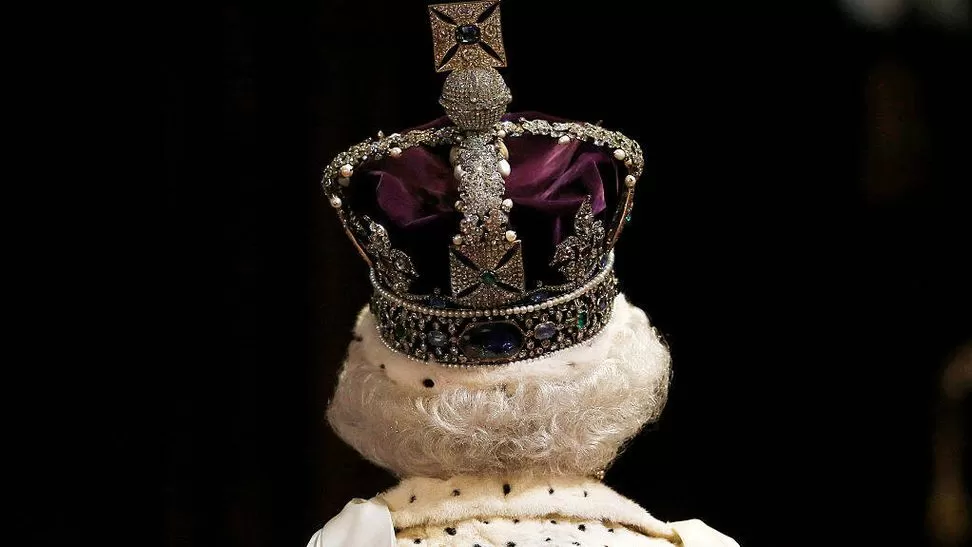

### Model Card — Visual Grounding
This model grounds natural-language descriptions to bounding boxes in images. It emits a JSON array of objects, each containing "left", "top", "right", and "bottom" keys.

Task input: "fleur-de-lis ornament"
[{"left": 551, "top": 196, "right": 606, "bottom": 285}]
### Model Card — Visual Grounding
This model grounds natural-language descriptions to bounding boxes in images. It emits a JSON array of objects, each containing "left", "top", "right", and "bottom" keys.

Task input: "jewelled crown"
[{"left": 322, "top": 1, "right": 642, "bottom": 367}]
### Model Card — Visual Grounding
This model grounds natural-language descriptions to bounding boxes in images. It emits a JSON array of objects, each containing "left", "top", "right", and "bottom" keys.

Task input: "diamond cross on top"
[{"left": 428, "top": 0, "right": 507, "bottom": 72}]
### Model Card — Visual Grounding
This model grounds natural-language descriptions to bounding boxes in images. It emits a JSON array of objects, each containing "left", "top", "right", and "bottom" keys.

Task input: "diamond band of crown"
[
  {"left": 371, "top": 253, "right": 618, "bottom": 366},
  {"left": 320, "top": 0, "right": 643, "bottom": 367}
]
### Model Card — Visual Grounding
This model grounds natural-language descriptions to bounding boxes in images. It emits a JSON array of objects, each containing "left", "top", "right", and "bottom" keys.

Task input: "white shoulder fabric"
[
  {"left": 305, "top": 498, "right": 396, "bottom": 547},
  {"left": 670, "top": 519, "right": 740, "bottom": 547}
]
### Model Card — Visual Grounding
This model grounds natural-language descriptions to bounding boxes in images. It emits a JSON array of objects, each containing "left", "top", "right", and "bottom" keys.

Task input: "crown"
[{"left": 321, "top": 1, "right": 642, "bottom": 367}]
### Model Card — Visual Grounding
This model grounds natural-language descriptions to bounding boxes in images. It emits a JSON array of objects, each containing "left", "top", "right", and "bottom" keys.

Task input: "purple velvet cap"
[{"left": 346, "top": 113, "right": 622, "bottom": 294}]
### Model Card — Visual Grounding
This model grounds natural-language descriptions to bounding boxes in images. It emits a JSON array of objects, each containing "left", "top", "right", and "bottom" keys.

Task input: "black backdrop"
[{"left": 28, "top": 1, "right": 969, "bottom": 546}]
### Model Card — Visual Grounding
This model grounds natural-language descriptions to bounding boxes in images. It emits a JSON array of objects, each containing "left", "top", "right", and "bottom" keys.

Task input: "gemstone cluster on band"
[{"left": 371, "top": 253, "right": 618, "bottom": 366}]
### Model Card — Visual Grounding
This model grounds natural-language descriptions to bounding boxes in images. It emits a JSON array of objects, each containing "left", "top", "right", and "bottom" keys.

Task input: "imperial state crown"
[{"left": 321, "top": 0, "right": 642, "bottom": 367}]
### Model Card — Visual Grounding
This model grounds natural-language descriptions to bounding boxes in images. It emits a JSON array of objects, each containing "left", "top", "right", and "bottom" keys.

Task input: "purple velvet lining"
[{"left": 347, "top": 113, "right": 621, "bottom": 293}]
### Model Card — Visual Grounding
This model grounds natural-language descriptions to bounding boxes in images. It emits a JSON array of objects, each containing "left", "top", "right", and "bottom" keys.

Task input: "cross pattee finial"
[{"left": 428, "top": 1, "right": 507, "bottom": 73}]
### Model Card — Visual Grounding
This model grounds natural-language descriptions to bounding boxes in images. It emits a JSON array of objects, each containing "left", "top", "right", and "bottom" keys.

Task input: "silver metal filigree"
[
  {"left": 550, "top": 196, "right": 606, "bottom": 285},
  {"left": 440, "top": 67, "right": 511, "bottom": 130},
  {"left": 449, "top": 133, "right": 525, "bottom": 307},
  {"left": 455, "top": 133, "right": 507, "bottom": 219},
  {"left": 360, "top": 216, "right": 418, "bottom": 294}
]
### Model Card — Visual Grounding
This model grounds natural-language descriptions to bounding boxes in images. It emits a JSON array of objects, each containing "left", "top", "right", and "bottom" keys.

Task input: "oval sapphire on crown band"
[{"left": 460, "top": 321, "right": 524, "bottom": 361}]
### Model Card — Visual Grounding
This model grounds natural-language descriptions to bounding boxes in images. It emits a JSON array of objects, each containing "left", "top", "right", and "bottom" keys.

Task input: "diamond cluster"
[
  {"left": 440, "top": 68, "right": 511, "bottom": 130},
  {"left": 371, "top": 254, "right": 619, "bottom": 366},
  {"left": 448, "top": 130, "right": 525, "bottom": 308}
]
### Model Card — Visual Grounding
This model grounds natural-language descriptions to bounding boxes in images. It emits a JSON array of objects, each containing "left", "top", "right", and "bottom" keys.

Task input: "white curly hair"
[{"left": 326, "top": 294, "right": 671, "bottom": 479}]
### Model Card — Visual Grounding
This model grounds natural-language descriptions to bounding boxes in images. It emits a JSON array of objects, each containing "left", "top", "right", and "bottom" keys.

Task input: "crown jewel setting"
[{"left": 322, "top": 1, "right": 642, "bottom": 366}]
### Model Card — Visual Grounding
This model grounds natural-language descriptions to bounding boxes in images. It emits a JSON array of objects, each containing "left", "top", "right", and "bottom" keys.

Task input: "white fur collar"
[{"left": 378, "top": 475, "right": 678, "bottom": 542}]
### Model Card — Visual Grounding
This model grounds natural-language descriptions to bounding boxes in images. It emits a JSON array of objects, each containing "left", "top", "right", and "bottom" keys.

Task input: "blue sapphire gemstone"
[
  {"left": 460, "top": 322, "right": 524, "bottom": 360},
  {"left": 427, "top": 295, "right": 449, "bottom": 309},
  {"left": 528, "top": 291, "right": 550, "bottom": 304},
  {"left": 535, "top": 321, "right": 557, "bottom": 340},
  {"left": 428, "top": 330, "right": 449, "bottom": 347},
  {"left": 455, "top": 24, "right": 481, "bottom": 45}
]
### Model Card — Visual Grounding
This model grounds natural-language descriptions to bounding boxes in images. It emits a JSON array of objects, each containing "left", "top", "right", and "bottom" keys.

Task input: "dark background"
[
  {"left": 23, "top": 1, "right": 970, "bottom": 546},
  {"left": 160, "top": 1, "right": 970, "bottom": 546}
]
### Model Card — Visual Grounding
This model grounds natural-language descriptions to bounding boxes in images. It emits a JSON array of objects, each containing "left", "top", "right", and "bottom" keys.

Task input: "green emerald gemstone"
[
  {"left": 394, "top": 324, "right": 407, "bottom": 340},
  {"left": 577, "top": 310, "right": 588, "bottom": 329},
  {"left": 625, "top": 213, "right": 632, "bottom": 223},
  {"left": 480, "top": 270, "right": 498, "bottom": 285}
]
